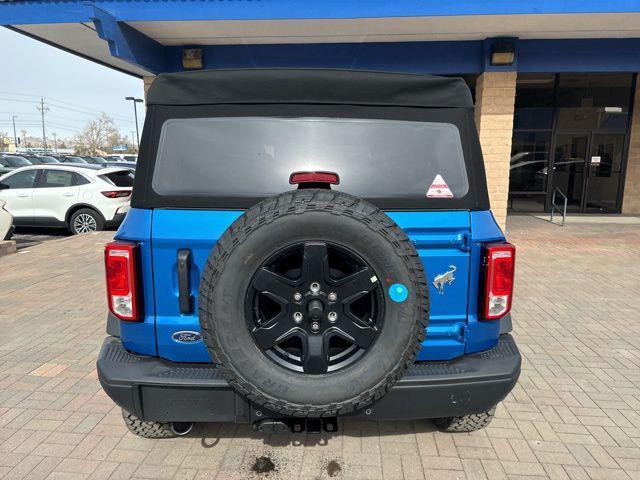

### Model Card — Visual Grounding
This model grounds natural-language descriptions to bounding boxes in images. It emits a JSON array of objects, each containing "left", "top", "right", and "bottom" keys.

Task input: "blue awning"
[{"left": 2, "top": 0, "right": 640, "bottom": 76}]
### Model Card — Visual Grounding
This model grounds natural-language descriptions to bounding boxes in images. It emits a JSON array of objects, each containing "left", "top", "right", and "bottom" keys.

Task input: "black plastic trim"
[
  {"left": 106, "top": 312, "right": 121, "bottom": 338},
  {"left": 177, "top": 249, "right": 192, "bottom": 314},
  {"left": 499, "top": 313, "right": 513, "bottom": 334},
  {"left": 97, "top": 334, "right": 521, "bottom": 423}
]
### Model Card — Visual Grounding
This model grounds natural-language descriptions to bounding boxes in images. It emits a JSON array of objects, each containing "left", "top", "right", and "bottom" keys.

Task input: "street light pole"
[
  {"left": 11, "top": 116, "right": 18, "bottom": 149},
  {"left": 125, "top": 96, "right": 144, "bottom": 151}
]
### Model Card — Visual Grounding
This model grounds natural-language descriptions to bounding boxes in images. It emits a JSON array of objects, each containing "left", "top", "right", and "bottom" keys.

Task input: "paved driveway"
[{"left": 1, "top": 216, "right": 639, "bottom": 479}]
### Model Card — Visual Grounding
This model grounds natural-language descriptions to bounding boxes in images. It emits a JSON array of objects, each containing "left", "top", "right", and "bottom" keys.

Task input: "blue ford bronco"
[{"left": 98, "top": 69, "right": 520, "bottom": 438}]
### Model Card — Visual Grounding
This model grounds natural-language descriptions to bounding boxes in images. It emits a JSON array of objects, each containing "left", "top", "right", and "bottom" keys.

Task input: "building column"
[
  {"left": 143, "top": 75, "right": 156, "bottom": 102},
  {"left": 622, "top": 77, "right": 640, "bottom": 214},
  {"left": 474, "top": 72, "right": 517, "bottom": 230}
]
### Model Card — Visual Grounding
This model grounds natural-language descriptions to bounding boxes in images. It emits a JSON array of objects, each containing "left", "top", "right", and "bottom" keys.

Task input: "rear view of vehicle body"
[
  {"left": 0, "top": 165, "right": 133, "bottom": 234},
  {"left": 0, "top": 199, "right": 13, "bottom": 240},
  {"left": 97, "top": 69, "right": 520, "bottom": 437},
  {"left": 24, "top": 155, "right": 59, "bottom": 165},
  {"left": 1, "top": 154, "right": 31, "bottom": 174}
]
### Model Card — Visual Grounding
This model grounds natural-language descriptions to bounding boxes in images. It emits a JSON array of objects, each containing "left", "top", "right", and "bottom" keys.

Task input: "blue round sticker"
[{"left": 388, "top": 283, "right": 408, "bottom": 303}]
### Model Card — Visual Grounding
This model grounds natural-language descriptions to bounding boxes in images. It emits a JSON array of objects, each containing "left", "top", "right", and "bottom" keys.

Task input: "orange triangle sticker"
[{"left": 426, "top": 175, "right": 454, "bottom": 198}]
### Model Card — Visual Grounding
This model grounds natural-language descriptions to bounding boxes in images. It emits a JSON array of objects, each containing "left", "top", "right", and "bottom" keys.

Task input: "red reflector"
[
  {"left": 289, "top": 171, "right": 340, "bottom": 185},
  {"left": 105, "top": 241, "right": 140, "bottom": 321},
  {"left": 482, "top": 242, "right": 515, "bottom": 321},
  {"left": 101, "top": 190, "right": 132, "bottom": 198}
]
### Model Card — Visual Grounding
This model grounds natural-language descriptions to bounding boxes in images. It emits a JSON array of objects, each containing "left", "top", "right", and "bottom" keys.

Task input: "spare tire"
[{"left": 199, "top": 189, "right": 429, "bottom": 417}]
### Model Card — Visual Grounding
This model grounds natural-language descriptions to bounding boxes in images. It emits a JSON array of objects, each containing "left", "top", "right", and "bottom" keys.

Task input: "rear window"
[
  {"left": 152, "top": 117, "right": 469, "bottom": 201},
  {"left": 100, "top": 170, "right": 135, "bottom": 187}
]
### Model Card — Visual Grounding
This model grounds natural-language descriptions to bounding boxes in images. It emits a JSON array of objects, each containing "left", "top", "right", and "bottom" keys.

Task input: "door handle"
[
  {"left": 177, "top": 250, "right": 192, "bottom": 314},
  {"left": 17, "top": 193, "right": 29, "bottom": 198},
  {"left": 62, "top": 193, "right": 75, "bottom": 197}
]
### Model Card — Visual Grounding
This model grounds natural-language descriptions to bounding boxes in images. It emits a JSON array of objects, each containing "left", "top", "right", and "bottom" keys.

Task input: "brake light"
[
  {"left": 101, "top": 190, "right": 131, "bottom": 198},
  {"left": 289, "top": 171, "right": 340, "bottom": 185},
  {"left": 482, "top": 243, "right": 515, "bottom": 320},
  {"left": 105, "top": 241, "right": 140, "bottom": 321}
]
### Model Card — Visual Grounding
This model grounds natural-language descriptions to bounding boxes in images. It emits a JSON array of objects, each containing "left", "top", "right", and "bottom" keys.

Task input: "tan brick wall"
[
  {"left": 622, "top": 78, "right": 640, "bottom": 214},
  {"left": 474, "top": 72, "right": 517, "bottom": 229},
  {"left": 143, "top": 76, "right": 156, "bottom": 102}
]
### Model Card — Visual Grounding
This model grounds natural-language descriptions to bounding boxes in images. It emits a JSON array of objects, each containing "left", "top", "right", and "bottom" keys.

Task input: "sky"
[{"left": 0, "top": 27, "right": 146, "bottom": 146}]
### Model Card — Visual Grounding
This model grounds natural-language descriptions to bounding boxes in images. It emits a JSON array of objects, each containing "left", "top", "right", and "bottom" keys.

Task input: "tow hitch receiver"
[{"left": 253, "top": 417, "right": 339, "bottom": 434}]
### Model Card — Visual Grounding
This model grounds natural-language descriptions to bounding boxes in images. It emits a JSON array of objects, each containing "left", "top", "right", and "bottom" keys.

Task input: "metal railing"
[{"left": 550, "top": 186, "right": 568, "bottom": 226}]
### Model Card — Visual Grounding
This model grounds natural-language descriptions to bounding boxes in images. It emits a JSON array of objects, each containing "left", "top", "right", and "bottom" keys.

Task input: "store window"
[
  {"left": 509, "top": 74, "right": 555, "bottom": 212},
  {"left": 513, "top": 74, "right": 555, "bottom": 130},
  {"left": 556, "top": 74, "right": 633, "bottom": 130},
  {"left": 508, "top": 73, "right": 635, "bottom": 214}
]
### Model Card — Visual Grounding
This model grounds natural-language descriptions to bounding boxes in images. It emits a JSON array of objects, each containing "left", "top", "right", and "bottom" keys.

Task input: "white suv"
[{"left": 0, "top": 165, "right": 133, "bottom": 235}]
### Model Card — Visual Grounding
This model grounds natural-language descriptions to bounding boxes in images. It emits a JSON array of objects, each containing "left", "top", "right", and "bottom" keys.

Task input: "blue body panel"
[
  {"left": 115, "top": 207, "right": 505, "bottom": 363},
  {"left": 387, "top": 212, "right": 471, "bottom": 360},
  {"left": 114, "top": 208, "right": 157, "bottom": 356}
]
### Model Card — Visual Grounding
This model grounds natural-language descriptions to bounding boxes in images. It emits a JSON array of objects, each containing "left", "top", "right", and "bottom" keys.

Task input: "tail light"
[
  {"left": 102, "top": 190, "right": 132, "bottom": 198},
  {"left": 105, "top": 241, "right": 140, "bottom": 321},
  {"left": 482, "top": 243, "right": 515, "bottom": 320}
]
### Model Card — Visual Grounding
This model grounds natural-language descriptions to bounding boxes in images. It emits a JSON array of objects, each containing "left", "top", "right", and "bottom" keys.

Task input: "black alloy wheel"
[{"left": 246, "top": 241, "right": 384, "bottom": 374}]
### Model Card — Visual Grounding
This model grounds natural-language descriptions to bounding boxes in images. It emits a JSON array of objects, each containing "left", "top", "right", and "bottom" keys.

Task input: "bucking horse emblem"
[{"left": 433, "top": 265, "right": 457, "bottom": 294}]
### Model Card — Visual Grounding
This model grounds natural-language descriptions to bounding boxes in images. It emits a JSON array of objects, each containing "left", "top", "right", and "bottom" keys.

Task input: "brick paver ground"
[{"left": 1, "top": 216, "right": 639, "bottom": 480}]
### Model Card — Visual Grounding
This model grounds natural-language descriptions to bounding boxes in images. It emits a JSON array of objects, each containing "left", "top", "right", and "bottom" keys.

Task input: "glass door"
[
  {"left": 550, "top": 133, "right": 589, "bottom": 212},
  {"left": 584, "top": 133, "right": 626, "bottom": 213},
  {"left": 550, "top": 132, "right": 626, "bottom": 213}
]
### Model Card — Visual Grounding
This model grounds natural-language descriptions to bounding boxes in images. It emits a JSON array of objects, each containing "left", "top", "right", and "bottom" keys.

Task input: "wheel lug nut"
[
  {"left": 328, "top": 292, "right": 338, "bottom": 302},
  {"left": 293, "top": 292, "right": 302, "bottom": 302},
  {"left": 293, "top": 312, "right": 303, "bottom": 323},
  {"left": 310, "top": 282, "right": 321, "bottom": 294},
  {"left": 328, "top": 311, "right": 338, "bottom": 323},
  {"left": 311, "top": 322, "right": 320, "bottom": 331}
]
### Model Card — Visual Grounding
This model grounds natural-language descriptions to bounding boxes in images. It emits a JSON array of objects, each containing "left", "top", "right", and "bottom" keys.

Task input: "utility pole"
[
  {"left": 125, "top": 97, "right": 143, "bottom": 151},
  {"left": 52, "top": 133, "right": 58, "bottom": 154},
  {"left": 11, "top": 115, "right": 18, "bottom": 149},
  {"left": 36, "top": 97, "right": 49, "bottom": 153}
]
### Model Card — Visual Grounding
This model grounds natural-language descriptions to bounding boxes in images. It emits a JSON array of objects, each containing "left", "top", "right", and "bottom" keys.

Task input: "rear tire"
[
  {"left": 434, "top": 407, "right": 496, "bottom": 432},
  {"left": 122, "top": 409, "right": 176, "bottom": 439},
  {"left": 69, "top": 208, "right": 105, "bottom": 235}
]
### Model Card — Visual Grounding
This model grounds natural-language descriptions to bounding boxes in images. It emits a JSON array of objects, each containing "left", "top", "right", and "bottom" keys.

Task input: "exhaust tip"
[{"left": 170, "top": 422, "right": 194, "bottom": 436}]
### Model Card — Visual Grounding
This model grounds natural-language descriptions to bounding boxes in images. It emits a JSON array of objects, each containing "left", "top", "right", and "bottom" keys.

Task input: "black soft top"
[{"left": 146, "top": 69, "right": 474, "bottom": 109}]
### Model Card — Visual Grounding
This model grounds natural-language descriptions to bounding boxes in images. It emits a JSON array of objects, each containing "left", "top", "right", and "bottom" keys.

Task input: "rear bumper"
[
  {"left": 97, "top": 334, "right": 521, "bottom": 423},
  {"left": 105, "top": 212, "right": 127, "bottom": 227}
]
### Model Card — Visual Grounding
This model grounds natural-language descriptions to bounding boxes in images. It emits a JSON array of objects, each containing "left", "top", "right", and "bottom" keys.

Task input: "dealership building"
[{"left": 2, "top": 1, "right": 640, "bottom": 227}]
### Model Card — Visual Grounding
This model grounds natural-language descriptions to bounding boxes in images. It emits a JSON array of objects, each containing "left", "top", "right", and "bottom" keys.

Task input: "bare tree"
[
  {"left": 74, "top": 113, "right": 119, "bottom": 155},
  {"left": 0, "top": 132, "right": 9, "bottom": 152}
]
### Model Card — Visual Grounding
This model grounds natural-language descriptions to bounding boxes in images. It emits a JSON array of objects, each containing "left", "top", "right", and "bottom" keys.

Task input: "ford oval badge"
[{"left": 171, "top": 331, "right": 202, "bottom": 343}]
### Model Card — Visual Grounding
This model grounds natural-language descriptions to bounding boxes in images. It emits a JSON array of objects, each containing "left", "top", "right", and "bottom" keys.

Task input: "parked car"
[
  {"left": 105, "top": 161, "right": 136, "bottom": 171},
  {"left": 82, "top": 156, "right": 108, "bottom": 166},
  {"left": 24, "top": 155, "right": 60, "bottom": 165},
  {"left": 107, "top": 154, "right": 137, "bottom": 162},
  {"left": 97, "top": 69, "right": 520, "bottom": 439},
  {"left": 0, "top": 156, "right": 12, "bottom": 175},
  {"left": 0, "top": 198, "right": 13, "bottom": 240},
  {"left": 1, "top": 154, "right": 32, "bottom": 173},
  {"left": 60, "top": 155, "right": 88, "bottom": 164},
  {"left": 0, "top": 165, "right": 133, "bottom": 234}
]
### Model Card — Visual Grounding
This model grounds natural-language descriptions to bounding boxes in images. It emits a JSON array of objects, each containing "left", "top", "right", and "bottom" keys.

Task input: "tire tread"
[
  {"left": 199, "top": 190, "right": 429, "bottom": 417},
  {"left": 122, "top": 409, "right": 175, "bottom": 438}
]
